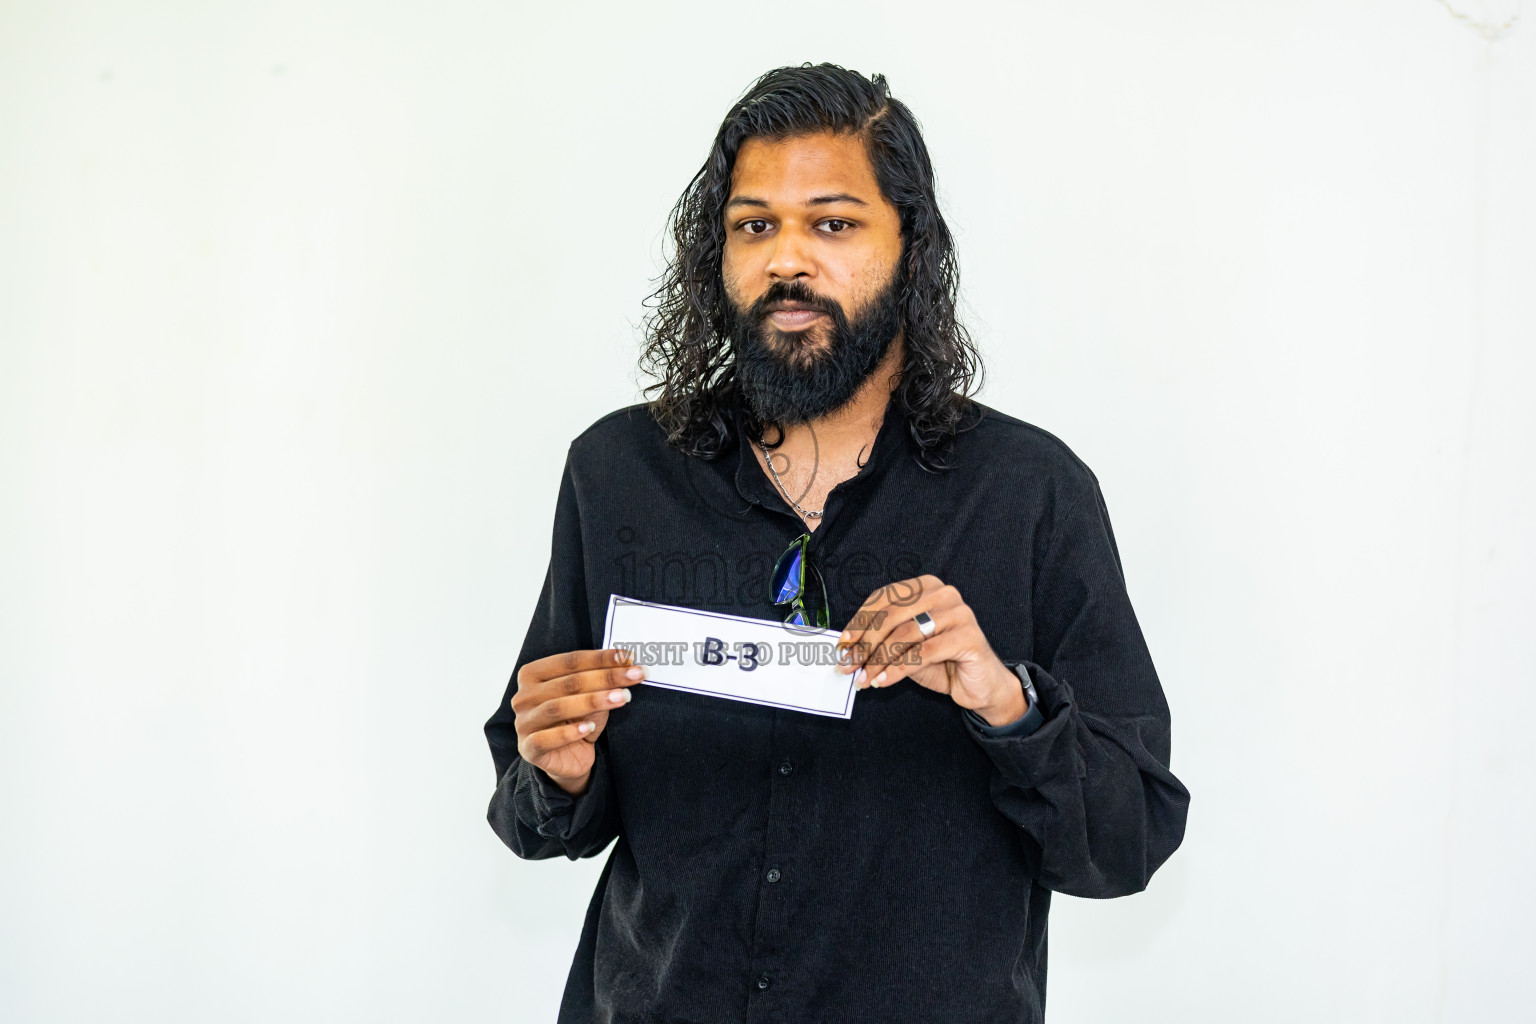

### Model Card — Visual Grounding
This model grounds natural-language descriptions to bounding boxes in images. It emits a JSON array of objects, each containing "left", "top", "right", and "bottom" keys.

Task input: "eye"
[
  {"left": 820, "top": 219, "right": 853, "bottom": 234},
  {"left": 740, "top": 219, "right": 770, "bottom": 235}
]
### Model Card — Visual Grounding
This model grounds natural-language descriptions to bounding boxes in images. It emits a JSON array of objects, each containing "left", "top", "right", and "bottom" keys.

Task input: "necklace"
[{"left": 756, "top": 438, "right": 823, "bottom": 519}]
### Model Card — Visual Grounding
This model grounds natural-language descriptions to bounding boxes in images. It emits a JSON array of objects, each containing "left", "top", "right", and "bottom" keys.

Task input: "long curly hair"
[{"left": 638, "top": 62, "right": 985, "bottom": 474}]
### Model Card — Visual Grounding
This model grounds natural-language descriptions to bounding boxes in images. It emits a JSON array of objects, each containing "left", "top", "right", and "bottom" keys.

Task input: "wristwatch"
[
  {"left": 1010, "top": 660, "right": 1040, "bottom": 711},
  {"left": 963, "top": 661, "right": 1044, "bottom": 738}
]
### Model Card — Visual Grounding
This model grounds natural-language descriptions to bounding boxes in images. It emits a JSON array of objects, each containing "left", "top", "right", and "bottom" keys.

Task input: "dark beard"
[{"left": 723, "top": 267, "right": 904, "bottom": 427}]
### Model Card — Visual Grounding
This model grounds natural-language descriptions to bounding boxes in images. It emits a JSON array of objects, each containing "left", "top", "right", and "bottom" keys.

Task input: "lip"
[{"left": 767, "top": 309, "right": 826, "bottom": 330}]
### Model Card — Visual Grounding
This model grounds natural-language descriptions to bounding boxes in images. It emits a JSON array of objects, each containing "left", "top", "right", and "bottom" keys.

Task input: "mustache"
[{"left": 751, "top": 283, "right": 841, "bottom": 320}]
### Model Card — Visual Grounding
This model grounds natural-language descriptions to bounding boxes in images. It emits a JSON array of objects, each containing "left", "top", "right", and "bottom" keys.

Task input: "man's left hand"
[{"left": 834, "top": 574, "right": 1028, "bottom": 727}]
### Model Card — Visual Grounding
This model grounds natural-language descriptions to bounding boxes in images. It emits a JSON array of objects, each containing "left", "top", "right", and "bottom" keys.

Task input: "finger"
[
  {"left": 519, "top": 647, "right": 634, "bottom": 688},
  {"left": 856, "top": 590, "right": 966, "bottom": 687},
  {"left": 562, "top": 707, "right": 611, "bottom": 743},
  {"left": 520, "top": 718, "right": 599, "bottom": 760},
  {"left": 550, "top": 662, "right": 646, "bottom": 700},
  {"left": 838, "top": 575, "right": 933, "bottom": 666},
  {"left": 859, "top": 634, "right": 924, "bottom": 688},
  {"left": 878, "top": 598, "right": 982, "bottom": 687},
  {"left": 514, "top": 652, "right": 647, "bottom": 716},
  {"left": 539, "top": 687, "right": 634, "bottom": 728},
  {"left": 847, "top": 579, "right": 955, "bottom": 682},
  {"left": 869, "top": 630, "right": 969, "bottom": 690}
]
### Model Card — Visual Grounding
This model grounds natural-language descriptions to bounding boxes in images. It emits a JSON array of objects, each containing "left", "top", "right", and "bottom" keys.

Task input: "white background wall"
[{"left": 2, "top": 2, "right": 1532, "bottom": 1021}]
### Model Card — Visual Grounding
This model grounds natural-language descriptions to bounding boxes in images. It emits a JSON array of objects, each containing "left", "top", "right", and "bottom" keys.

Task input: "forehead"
[{"left": 728, "top": 131, "right": 881, "bottom": 202}]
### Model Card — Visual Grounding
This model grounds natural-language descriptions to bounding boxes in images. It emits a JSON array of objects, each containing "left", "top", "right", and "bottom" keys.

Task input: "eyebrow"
[{"left": 724, "top": 192, "right": 871, "bottom": 212}]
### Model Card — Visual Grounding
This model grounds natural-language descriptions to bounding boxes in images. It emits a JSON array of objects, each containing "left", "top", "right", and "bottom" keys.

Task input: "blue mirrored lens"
[{"left": 770, "top": 540, "right": 805, "bottom": 605}]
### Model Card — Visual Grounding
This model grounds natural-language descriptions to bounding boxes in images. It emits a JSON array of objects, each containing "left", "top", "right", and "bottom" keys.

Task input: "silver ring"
[{"left": 913, "top": 611, "right": 936, "bottom": 637}]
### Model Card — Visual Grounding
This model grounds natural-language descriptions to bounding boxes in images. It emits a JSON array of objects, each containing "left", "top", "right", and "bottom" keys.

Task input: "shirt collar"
[{"left": 732, "top": 394, "right": 909, "bottom": 510}]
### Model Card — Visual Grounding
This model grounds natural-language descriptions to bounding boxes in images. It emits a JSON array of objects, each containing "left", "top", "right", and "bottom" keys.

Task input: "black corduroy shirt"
[{"left": 484, "top": 396, "right": 1190, "bottom": 1024}]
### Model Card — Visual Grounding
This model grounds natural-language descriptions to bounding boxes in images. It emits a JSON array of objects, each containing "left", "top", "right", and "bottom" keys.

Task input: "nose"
[{"left": 763, "top": 223, "right": 819, "bottom": 282}]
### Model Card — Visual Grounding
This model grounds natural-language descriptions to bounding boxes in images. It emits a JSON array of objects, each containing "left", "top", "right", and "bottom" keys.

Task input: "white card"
[{"left": 600, "top": 594, "right": 856, "bottom": 718}]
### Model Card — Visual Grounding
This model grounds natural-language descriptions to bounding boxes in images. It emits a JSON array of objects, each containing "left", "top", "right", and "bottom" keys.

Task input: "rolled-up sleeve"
[
  {"left": 963, "top": 473, "right": 1190, "bottom": 898},
  {"left": 484, "top": 445, "right": 620, "bottom": 861}
]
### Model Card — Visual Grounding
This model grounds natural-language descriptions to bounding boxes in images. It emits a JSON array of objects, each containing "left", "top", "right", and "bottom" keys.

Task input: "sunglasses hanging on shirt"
[{"left": 769, "top": 532, "right": 830, "bottom": 629}]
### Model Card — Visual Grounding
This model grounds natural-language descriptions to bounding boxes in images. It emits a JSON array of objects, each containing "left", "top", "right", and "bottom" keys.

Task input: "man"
[{"left": 485, "top": 63, "right": 1190, "bottom": 1024}]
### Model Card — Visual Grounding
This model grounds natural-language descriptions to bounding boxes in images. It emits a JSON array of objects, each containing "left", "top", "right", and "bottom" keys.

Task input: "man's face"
[{"left": 721, "top": 130, "right": 906, "bottom": 426}]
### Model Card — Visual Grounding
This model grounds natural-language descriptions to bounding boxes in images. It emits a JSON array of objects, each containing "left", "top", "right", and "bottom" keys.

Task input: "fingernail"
[
  {"left": 873, "top": 671, "right": 887, "bottom": 687},
  {"left": 854, "top": 668, "right": 865, "bottom": 686},
  {"left": 626, "top": 666, "right": 645, "bottom": 679},
  {"left": 579, "top": 721, "right": 595, "bottom": 733},
  {"left": 610, "top": 689, "right": 630, "bottom": 703}
]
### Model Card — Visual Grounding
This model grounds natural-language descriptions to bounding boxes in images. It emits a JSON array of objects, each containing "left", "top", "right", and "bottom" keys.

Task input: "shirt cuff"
[
  {"left": 519, "top": 753, "right": 609, "bottom": 840},
  {"left": 962, "top": 664, "right": 1046, "bottom": 738}
]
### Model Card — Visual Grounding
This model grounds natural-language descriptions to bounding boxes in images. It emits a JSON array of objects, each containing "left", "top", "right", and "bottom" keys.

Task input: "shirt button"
[
  {"left": 766, "top": 867, "right": 781, "bottom": 883},
  {"left": 756, "top": 973, "right": 771, "bottom": 990},
  {"left": 778, "top": 760, "right": 793, "bottom": 776}
]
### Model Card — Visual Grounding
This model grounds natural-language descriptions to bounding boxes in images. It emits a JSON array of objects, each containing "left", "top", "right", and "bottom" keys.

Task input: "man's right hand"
[{"left": 511, "top": 648, "right": 644, "bottom": 796}]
